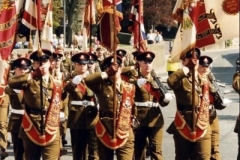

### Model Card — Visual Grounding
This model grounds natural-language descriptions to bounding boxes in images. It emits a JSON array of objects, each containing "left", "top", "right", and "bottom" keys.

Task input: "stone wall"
[{"left": 119, "top": 42, "right": 166, "bottom": 75}]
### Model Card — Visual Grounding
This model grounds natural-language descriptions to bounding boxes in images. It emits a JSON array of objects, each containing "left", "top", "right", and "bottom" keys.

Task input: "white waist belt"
[
  {"left": 11, "top": 109, "right": 25, "bottom": 115},
  {"left": 71, "top": 100, "right": 95, "bottom": 106},
  {"left": 135, "top": 101, "right": 159, "bottom": 107}
]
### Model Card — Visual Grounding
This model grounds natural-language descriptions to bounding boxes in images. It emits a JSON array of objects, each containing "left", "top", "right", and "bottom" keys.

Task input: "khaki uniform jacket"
[
  {"left": 84, "top": 72, "right": 136, "bottom": 115},
  {"left": 64, "top": 81, "right": 98, "bottom": 129},
  {"left": 233, "top": 72, "right": 240, "bottom": 133},
  {"left": 167, "top": 69, "right": 225, "bottom": 128},
  {"left": 134, "top": 74, "right": 168, "bottom": 127},
  {"left": 233, "top": 72, "right": 240, "bottom": 94},
  {"left": 167, "top": 69, "right": 201, "bottom": 109},
  {"left": 8, "top": 74, "right": 57, "bottom": 132},
  {"left": 5, "top": 87, "right": 25, "bottom": 134},
  {"left": 62, "top": 58, "right": 73, "bottom": 73}
]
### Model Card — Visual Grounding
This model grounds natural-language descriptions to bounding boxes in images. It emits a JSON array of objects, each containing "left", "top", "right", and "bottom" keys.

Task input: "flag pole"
[
  {"left": 191, "top": 48, "right": 196, "bottom": 136},
  {"left": 112, "top": 0, "right": 117, "bottom": 142},
  {"left": 89, "top": 0, "right": 92, "bottom": 52},
  {"left": 36, "top": 0, "right": 45, "bottom": 135},
  {"left": 138, "top": 0, "right": 141, "bottom": 52},
  {"left": 190, "top": 2, "right": 200, "bottom": 137}
]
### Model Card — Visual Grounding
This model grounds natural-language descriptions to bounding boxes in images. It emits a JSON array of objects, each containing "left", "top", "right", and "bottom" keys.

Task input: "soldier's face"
[
  {"left": 74, "top": 62, "right": 88, "bottom": 74},
  {"left": 14, "top": 67, "right": 29, "bottom": 75},
  {"left": 198, "top": 64, "right": 210, "bottom": 75},
  {"left": 39, "top": 60, "right": 50, "bottom": 74},
  {"left": 139, "top": 60, "right": 153, "bottom": 75},
  {"left": 96, "top": 50, "right": 103, "bottom": 57},
  {"left": 33, "top": 61, "right": 40, "bottom": 69}
]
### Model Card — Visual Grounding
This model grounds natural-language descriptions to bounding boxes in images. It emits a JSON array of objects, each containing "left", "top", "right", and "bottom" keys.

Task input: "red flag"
[
  {"left": 82, "top": 0, "right": 96, "bottom": 52},
  {"left": 97, "top": 0, "right": 123, "bottom": 51},
  {"left": 129, "top": 0, "right": 147, "bottom": 52},
  {"left": 83, "top": 0, "right": 96, "bottom": 37},
  {"left": 0, "top": 1, "right": 18, "bottom": 60}
]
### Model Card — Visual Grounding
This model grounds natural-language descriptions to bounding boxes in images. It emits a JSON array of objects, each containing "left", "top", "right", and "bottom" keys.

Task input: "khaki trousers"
[
  {"left": 173, "top": 125, "right": 212, "bottom": 160},
  {"left": 134, "top": 126, "right": 164, "bottom": 160}
]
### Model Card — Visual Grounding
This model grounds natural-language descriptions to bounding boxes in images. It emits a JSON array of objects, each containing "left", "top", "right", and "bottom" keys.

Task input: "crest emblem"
[
  {"left": 124, "top": 97, "right": 131, "bottom": 108},
  {"left": 222, "top": 0, "right": 239, "bottom": 15}
]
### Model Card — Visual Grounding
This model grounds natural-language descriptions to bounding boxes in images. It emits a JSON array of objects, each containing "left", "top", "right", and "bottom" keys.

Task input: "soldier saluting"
[
  {"left": 64, "top": 52, "right": 99, "bottom": 160},
  {"left": 5, "top": 57, "right": 32, "bottom": 160},
  {"left": 84, "top": 55, "right": 136, "bottom": 160},
  {"left": 167, "top": 48, "right": 230, "bottom": 159},
  {"left": 133, "top": 51, "right": 173, "bottom": 160},
  {"left": 8, "top": 49, "right": 62, "bottom": 160}
]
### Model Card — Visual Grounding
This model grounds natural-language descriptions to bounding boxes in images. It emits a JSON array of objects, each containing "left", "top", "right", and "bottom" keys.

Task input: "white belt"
[
  {"left": 135, "top": 101, "right": 159, "bottom": 107},
  {"left": 71, "top": 100, "right": 95, "bottom": 106},
  {"left": 11, "top": 109, "right": 25, "bottom": 115}
]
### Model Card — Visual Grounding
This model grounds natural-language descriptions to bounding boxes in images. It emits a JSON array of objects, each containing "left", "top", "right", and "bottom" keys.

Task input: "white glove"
[
  {"left": 72, "top": 75, "right": 82, "bottom": 85},
  {"left": 164, "top": 93, "right": 174, "bottom": 103},
  {"left": 13, "top": 89, "right": 21, "bottom": 93},
  {"left": 222, "top": 98, "right": 232, "bottom": 107},
  {"left": 137, "top": 78, "right": 146, "bottom": 87},
  {"left": 59, "top": 112, "right": 66, "bottom": 122}
]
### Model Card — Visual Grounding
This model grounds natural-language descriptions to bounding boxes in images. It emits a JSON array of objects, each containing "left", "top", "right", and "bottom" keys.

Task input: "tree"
[
  {"left": 121, "top": 0, "right": 177, "bottom": 33},
  {"left": 52, "top": 0, "right": 63, "bottom": 32}
]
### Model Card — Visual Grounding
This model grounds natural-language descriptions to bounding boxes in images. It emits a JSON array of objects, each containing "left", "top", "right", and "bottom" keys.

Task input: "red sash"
[
  {"left": 95, "top": 82, "right": 135, "bottom": 149},
  {"left": 174, "top": 111, "right": 207, "bottom": 142},
  {"left": 0, "top": 86, "right": 5, "bottom": 105},
  {"left": 142, "top": 82, "right": 161, "bottom": 101},
  {"left": 22, "top": 81, "right": 62, "bottom": 146}
]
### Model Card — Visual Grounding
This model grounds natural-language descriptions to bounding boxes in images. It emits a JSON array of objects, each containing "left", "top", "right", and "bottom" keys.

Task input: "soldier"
[
  {"left": 8, "top": 49, "right": 62, "bottom": 160},
  {"left": 197, "top": 55, "right": 231, "bottom": 160},
  {"left": 51, "top": 51, "right": 69, "bottom": 151},
  {"left": 5, "top": 57, "right": 31, "bottom": 160},
  {"left": 121, "top": 51, "right": 141, "bottom": 82},
  {"left": 233, "top": 57, "right": 240, "bottom": 160},
  {"left": 133, "top": 51, "right": 173, "bottom": 160},
  {"left": 94, "top": 47, "right": 105, "bottom": 72},
  {"left": 88, "top": 52, "right": 101, "bottom": 73},
  {"left": 64, "top": 52, "right": 99, "bottom": 160},
  {"left": 166, "top": 48, "right": 230, "bottom": 159},
  {"left": 84, "top": 55, "right": 136, "bottom": 160},
  {"left": 62, "top": 51, "right": 73, "bottom": 74},
  {"left": 0, "top": 59, "right": 10, "bottom": 159},
  {"left": 116, "top": 49, "right": 135, "bottom": 67}
]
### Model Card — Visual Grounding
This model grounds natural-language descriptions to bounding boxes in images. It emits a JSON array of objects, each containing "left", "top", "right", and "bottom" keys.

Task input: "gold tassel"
[{"left": 37, "top": 44, "right": 42, "bottom": 57}]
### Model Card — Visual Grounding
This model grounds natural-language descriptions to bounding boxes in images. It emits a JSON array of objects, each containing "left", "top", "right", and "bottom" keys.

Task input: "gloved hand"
[
  {"left": 13, "top": 89, "right": 21, "bottom": 93},
  {"left": 60, "top": 112, "right": 66, "bottom": 122},
  {"left": 221, "top": 98, "right": 232, "bottom": 107},
  {"left": 163, "top": 93, "right": 174, "bottom": 103},
  {"left": 32, "top": 68, "right": 42, "bottom": 79},
  {"left": 72, "top": 75, "right": 82, "bottom": 85},
  {"left": 106, "top": 63, "right": 118, "bottom": 77},
  {"left": 186, "top": 58, "right": 197, "bottom": 69},
  {"left": 137, "top": 78, "right": 146, "bottom": 87}
]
